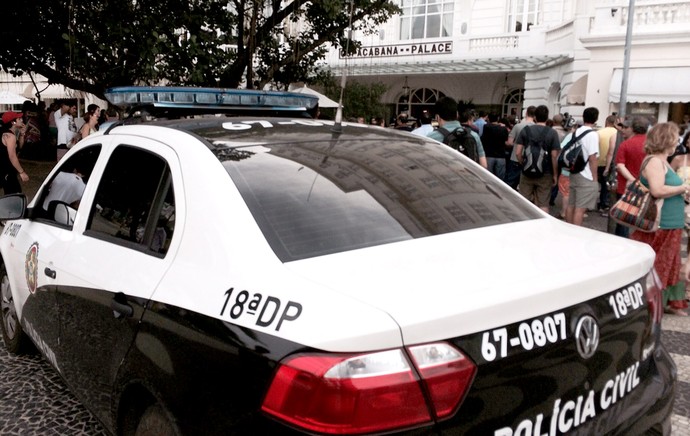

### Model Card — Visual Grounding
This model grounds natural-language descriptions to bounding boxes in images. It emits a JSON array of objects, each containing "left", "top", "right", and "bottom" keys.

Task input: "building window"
[
  {"left": 508, "top": 0, "right": 539, "bottom": 32},
  {"left": 400, "top": 0, "right": 454, "bottom": 40},
  {"left": 397, "top": 88, "right": 446, "bottom": 119}
]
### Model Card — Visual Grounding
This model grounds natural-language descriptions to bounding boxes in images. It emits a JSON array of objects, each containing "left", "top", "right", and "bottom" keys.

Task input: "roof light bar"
[{"left": 104, "top": 86, "right": 319, "bottom": 113}]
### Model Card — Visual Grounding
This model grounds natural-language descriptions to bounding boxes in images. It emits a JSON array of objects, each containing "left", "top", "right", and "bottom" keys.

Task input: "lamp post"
[
  {"left": 402, "top": 76, "right": 411, "bottom": 115},
  {"left": 607, "top": 0, "right": 635, "bottom": 234}
]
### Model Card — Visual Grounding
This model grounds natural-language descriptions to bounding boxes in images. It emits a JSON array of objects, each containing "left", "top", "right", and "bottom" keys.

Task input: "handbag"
[{"left": 609, "top": 157, "right": 663, "bottom": 233}]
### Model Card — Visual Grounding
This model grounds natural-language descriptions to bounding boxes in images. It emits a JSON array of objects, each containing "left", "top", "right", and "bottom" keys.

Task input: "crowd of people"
[
  {"left": 356, "top": 99, "right": 690, "bottom": 316},
  {"left": 0, "top": 99, "right": 108, "bottom": 195}
]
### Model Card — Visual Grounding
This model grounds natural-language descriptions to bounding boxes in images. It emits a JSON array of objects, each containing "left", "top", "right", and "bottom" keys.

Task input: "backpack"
[
  {"left": 437, "top": 126, "right": 479, "bottom": 162},
  {"left": 520, "top": 126, "right": 549, "bottom": 178},
  {"left": 557, "top": 129, "right": 596, "bottom": 174}
]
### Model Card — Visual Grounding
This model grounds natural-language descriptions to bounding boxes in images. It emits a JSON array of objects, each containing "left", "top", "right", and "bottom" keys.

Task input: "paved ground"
[{"left": 0, "top": 161, "right": 689, "bottom": 434}]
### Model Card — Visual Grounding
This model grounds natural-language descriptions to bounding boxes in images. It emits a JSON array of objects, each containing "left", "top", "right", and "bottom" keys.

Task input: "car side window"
[
  {"left": 36, "top": 145, "right": 101, "bottom": 227},
  {"left": 85, "top": 145, "right": 175, "bottom": 256}
]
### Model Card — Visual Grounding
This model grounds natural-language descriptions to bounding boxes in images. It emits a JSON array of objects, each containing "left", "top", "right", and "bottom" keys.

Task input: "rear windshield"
[{"left": 219, "top": 138, "right": 540, "bottom": 262}]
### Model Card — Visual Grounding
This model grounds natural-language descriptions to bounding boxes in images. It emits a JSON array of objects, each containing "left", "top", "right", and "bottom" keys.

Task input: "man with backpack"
[
  {"left": 428, "top": 97, "right": 487, "bottom": 169},
  {"left": 565, "top": 107, "right": 600, "bottom": 226},
  {"left": 515, "top": 105, "right": 561, "bottom": 212}
]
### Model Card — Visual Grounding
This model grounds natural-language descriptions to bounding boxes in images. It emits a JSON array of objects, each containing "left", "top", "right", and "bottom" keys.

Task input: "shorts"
[
  {"left": 558, "top": 174, "right": 570, "bottom": 197},
  {"left": 568, "top": 172, "right": 598, "bottom": 209},
  {"left": 519, "top": 175, "right": 553, "bottom": 207}
]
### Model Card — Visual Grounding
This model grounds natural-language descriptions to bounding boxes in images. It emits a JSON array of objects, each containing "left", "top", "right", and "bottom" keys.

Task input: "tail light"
[
  {"left": 645, "top": 268, "right": 663, "bottom": 326},
  {"left": 261, "top": 343, "right": 476, "bottom": 434},
  {"left": 640, "top": 268, "right": 663, "bottom": 361}
]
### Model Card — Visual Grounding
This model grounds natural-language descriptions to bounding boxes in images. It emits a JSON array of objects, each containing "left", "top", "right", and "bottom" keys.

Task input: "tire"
[
  {"left": 0, "top": 261, "right": 29, "bottom": 354},
  {"left": 134, "top": 404, "right": 180, "bottom": 436}
]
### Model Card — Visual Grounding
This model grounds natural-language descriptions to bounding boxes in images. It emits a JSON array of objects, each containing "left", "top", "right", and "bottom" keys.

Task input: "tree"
[
  {"left": 0, "top": 0, "right": 398, "bottom": 100},
  {"left": 315, "top": 73, "right": 389, "bottom": 121}
]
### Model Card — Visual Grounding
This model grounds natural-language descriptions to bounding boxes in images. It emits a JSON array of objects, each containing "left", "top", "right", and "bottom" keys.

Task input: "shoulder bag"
[{"left": 608, "top": 157, "right": 664, "bottom": 233}]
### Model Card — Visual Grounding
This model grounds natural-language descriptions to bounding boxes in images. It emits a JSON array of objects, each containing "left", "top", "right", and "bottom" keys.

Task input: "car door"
[
  {"left": 54, "top": 138, "right": 180, "bottom": 429},
  {"left": 3, "top": 144, "right": 103, "bottom": 372}
]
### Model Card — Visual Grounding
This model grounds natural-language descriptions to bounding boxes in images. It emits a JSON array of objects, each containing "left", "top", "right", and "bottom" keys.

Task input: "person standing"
[
  {"left": 596, "top": 115, "right": 618, "bottom": 211},
  {"left": 505, "top": 106, "right": 536, "bottom": 190},
  {"left": 631, "top": 122, "right": 688, "bottom": 316},
  {"left": 411, "top": 111, "right": 433, "bottom": 137},
  {"left": 614, "top": 117, "right": 650, "bottom": 237},
  {"left": 0, "top": 112, "right": 29, "bottom": 194},
  {"left": 565, "top": 107, "right": 600, "bottom": 226},
  {"left": 428, "top": 98, "right": 488, "bottom": 169},
  {"left": 515, "top": 105, "right": 561, "bottom": 212},
  {"left": 55, "top": 100, "right": 78, "bottom": 160},
  {"left": 480, "top": 113, "right": 509, "bottom": 180},
  {"left": 474, "top": 111, "right": 488, "bottom": 136},
  {"left": 79, "top": 104, "right": 101, "bottom": 141}
]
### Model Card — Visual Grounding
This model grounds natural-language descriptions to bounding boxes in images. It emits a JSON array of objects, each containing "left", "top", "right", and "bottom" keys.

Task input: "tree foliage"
[
  {"left": 0, "top": 0, "right": 398, "bottom": 99},
  {"left": 315, "top": 74, "right": 389, "bottom": 121}
]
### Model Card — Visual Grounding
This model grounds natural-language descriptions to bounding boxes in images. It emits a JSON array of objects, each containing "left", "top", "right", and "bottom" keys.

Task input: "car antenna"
[{"left": 332, "top": 0, "right": 354, "bottom": 133}]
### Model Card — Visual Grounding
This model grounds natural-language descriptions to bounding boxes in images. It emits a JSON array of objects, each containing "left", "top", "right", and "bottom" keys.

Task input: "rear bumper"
[{"left": 610, "top": 344, "right": 676, "bottom": 436}]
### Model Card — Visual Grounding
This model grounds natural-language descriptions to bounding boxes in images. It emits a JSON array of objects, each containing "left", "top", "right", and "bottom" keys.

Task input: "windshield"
[{"left": 218, "top": 137, "right": 541, "bottom": 262}]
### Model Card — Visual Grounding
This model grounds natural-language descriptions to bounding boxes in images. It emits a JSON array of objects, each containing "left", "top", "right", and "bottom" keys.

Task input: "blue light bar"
[{"left": 104, "top": 86, "right": 319, "bottom": 112}]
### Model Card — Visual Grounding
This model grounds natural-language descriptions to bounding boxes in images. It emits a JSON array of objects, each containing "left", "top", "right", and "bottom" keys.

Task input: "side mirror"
[{"left": 0, "top": 194, "right": 27, "bottom": 220}]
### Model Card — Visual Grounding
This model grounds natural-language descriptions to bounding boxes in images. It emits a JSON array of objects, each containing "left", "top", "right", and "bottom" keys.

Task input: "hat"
[{"left": 1, "top": 111, "right": 22, "bottom": 125}]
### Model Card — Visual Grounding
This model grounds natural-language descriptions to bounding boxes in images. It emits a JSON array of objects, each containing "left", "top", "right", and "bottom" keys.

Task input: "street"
[{"left": 0, "top": 160, "right": 689, "bottom": 434}]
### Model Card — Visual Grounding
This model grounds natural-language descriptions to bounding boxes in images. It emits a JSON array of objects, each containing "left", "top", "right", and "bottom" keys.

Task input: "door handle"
[
  {"left": 44, "top": 267, "right": 56, "bottom": 279},
  {"left": 111, "top": 293, "right": 134, "bottom": 319}
]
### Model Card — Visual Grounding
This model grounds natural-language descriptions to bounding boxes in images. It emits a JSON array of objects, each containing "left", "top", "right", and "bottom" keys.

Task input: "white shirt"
[
  {"left": 411, "top": 124, "right": 434, "bottom": 137},
  {"left": 55, "top": 111, "right": 76, "bottom": 145},
  {"left": 43, "top": 171, "right": 86, "bottom": 210},
  {"left": 574, "top": 125, "right": 599, "bottom": 181}
]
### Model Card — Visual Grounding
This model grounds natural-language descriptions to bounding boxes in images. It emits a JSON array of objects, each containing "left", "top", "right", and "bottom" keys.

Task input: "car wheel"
[
  {"left": 134, "top": 404, "right": 180, "bottom": 436},
  {"left": 0, "top": 261, "right": 29, "bottom": 354}
]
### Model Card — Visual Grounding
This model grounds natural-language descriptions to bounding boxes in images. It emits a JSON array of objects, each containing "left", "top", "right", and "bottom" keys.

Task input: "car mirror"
[
  {"left": 52, "top": 201, "right": 77, "bottom": 226},
  {"left": 0, "top": 194, "right": 27, "bottom": 220}
]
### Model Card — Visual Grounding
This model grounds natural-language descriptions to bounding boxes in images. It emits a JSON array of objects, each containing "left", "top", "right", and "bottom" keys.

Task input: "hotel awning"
[
  {"left": 329, "top": 54, "right": 573, "bottom": 76},
  {"left": 609, "top": 67, "right": 690, "bottom": 103}
]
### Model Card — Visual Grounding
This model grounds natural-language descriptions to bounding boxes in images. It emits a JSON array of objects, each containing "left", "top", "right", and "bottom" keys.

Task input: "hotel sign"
[{"left": 340, "top": 41, "right": 453, "bottom": 59}]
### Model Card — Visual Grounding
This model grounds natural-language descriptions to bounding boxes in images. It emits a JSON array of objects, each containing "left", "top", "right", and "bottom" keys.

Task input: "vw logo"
[{"left": 574, "top": 315, "right": 599, "bottom": 359}]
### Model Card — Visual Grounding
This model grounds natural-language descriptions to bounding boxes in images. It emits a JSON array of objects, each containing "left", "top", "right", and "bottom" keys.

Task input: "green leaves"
[{"left": 0, "top": 0, "right": 399, "bottom": 98}]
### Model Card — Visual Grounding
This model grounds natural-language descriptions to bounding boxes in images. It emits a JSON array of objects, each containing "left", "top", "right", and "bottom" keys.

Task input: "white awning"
[
  {"left": 609, "top": 67, "right": 690, "bottom": 103},
  {"left": 23, "top": 83, "right": 85, "bottom": 100},
  {"left": 288, "top": 85, "right": 340, "bottom": 108},
  {"left": 0, "top": 90, "right": 29, "bottom": 104}
]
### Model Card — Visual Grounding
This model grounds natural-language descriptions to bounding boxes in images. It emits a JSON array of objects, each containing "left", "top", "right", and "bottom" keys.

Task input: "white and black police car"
[{"left": 0, "top": 87, "right": 675, "bottom": 435}]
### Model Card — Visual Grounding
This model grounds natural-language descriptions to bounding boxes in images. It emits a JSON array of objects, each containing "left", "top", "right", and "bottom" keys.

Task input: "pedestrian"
[
  {"left": 565, "top": 107, "right": 600, "bottom": 226},
  {"left": 428, "top": 98, "right": 488, "bottom": 169},
  {"left": 515, "top": 105, "right": 561, "bottom": 212},
  {"left": 613, "top": 117, "right": 649, "bottom": 237},
  {"left": 55, "top": 99, "right": 78, "bottom": 160},
  {"left": 631, "top": 122, "right": 688, "bottom": 316},
  {"left": 480, "top": 113, "right": 509, "bottom": 180},
  {"left": 411, "top": 111, "right": 433, "bottom": 137},
  {"left": 556, "top": 119, "right": 579, "bottom": 219},
  {"left": 79, "top": 104, "right": 101, "bottom": 141},
  {"left": 597, "top": 115, "right": 618, "bottom": 212},
  {"left": 0, "top": 112, "right": 29, "bottom": 194},
  {"left": 505, "top": 106, "right": 536, "bottom": 190}
]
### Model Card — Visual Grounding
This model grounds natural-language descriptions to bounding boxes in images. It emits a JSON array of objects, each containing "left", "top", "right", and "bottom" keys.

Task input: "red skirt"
[{"left": 631, "top": 228, "right": 688, "bottom": 308}]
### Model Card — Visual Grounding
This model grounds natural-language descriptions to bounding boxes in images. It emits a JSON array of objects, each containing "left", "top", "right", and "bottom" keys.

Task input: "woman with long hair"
[
  {"left": 79, "top": 104, "right": 101, "bottom": 142},
  {"left": 632, "top": 122, "right": 688, "bottom": 315},
  {"left": 0, "top": 112, "right": 29, "bottom": 194}
]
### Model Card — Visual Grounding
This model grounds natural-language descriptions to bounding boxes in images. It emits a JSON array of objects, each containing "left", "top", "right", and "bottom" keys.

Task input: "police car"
[{"left": 0, "top": 87, "right": 675, "bottom": 435}]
